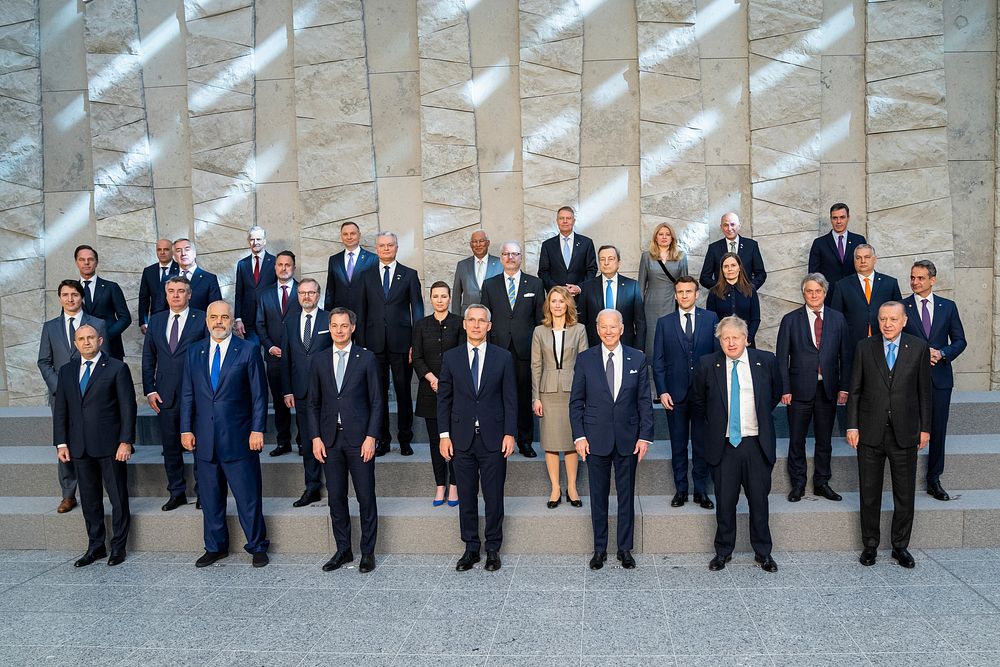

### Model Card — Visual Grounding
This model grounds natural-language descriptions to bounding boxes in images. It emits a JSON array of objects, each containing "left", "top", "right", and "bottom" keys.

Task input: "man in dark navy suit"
[
  {"left": 692, "top": 316, "right": 783, "bottom": 573},
  {"left": 75, "top": 244, "right": 132, "bottom": 360},
  {"left": 699, "top": 213, "right": 766, "bottom": 290},
  {"left": 903, "top": 260, "right": 967, "bottom": 501},
  {"left": 776, "top": 274, "right": 852, "bottom": 503},
  {"left": 142, "top": 276, "right": 207, "bottom": 511},
  {"left": 652, "top": 276, "right": 719, "bottom": 510},
  {"left": 138, "top": 238, "right": 179, "bottom": 334},
  {"left": 358, "top": 231, "right": 424, "bottom": 457},
  {"left": 831, "top": 244, "right": 902, "bottom": 354},
  {"left": 234, "top": 225, "right": 276, "bottom": 343},
  {"left": 307, "top": 307, "right": 384, "bottom": 574},
  {"left": 807, "top": 203, "right": 866, "bottom": 305},
  {"left": 578, "top": 245, "right": 646, "bottom": 350},
  {"left": 537, "top": 205, "right": 597, "bottom": 295},
  {"left": 53, "top": 325, "right": 136, "bottom": 567},
  {"left": 438, "top": 304, "right": 518, "bottom": 572},
  {"left": 181, "top": 301, "right": 270, "bottom": 568},
  {"left": 173, "top": 238, "right": 222, "bottom": 312},
  {"left": 323, "top": 221, "right": 376, "bottom": 315},
  {"left": 281, "top": 278, "right": 332, "bottom": 508},
  {"left": 570, "top": 309, "right": 653, "bottom": 570},
  {"left": 256, "top": 250, "right": 300, "bottom": 457}
]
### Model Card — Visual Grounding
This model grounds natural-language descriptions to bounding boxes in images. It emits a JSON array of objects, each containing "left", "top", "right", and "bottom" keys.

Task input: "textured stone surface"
[
  {"left": 867, "top": 199, "right": 954, "bottom": 258},
  {"left": 950, "top": 161, "right": 994, "bottom": 269},
  {"left": 867, "top": 0, "right": 944, "bottom": 43},
  {"left": 867, "top": 166, "right": 950, "bottom": 212},
  {"left": 700, "top": 58, "right": 749, "bottom": 165},
  {"left": 945, "top": 51, "right": 996, "bottom": 161},
  {"left": 952, "top": 267, "right": 992, "bottom": 380},
  {"left": 866, "top": 127, "right": 948, "bottom": 173},
  {"left": 749, "top": 0, "right": 823, "bottom": 41},
  {"left": 944, "top": 0, "right": 997, "bottom": 52},
  {"left": 580, "top": 60, "right": 639, "bottom": 167},
  {"left": 638, "top": 23, "right": 699, "bottom": 79},
  {"left": 866, "top": 35, "right": 943, "bottom": 82},
  {"left": 749, "top": 55, "right": 821, "bottom": 130},
  {"left": 866, "top": 70, "right": 947, "bottom": 134},
  {"left": 820, "top": 54, "right": 866, "bottom": 163}
]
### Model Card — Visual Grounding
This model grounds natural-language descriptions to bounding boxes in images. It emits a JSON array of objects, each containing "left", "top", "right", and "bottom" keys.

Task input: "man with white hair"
[{"left": 233, "top": 226, "right": 276, "bottom": 342}]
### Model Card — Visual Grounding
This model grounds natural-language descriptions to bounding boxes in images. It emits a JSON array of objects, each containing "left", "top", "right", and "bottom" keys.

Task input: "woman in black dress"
[{"left": 706, "top": 252, "right": 761, "bottom": 347}]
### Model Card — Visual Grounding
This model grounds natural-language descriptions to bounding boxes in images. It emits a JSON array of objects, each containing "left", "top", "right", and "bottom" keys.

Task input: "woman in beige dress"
[{"left": 531, "top": 286, "right": 589, "bottom": 508}]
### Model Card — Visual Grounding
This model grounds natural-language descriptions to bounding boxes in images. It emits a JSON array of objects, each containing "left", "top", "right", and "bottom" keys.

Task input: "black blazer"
[
  {"left": 323, "top": 248, "right": 377, "bottom": 314},
  {"left": 358, "top": 262, "right": 424, "bottom": 354},
  {"left": 53, "top": 355, "right": 137, "bottom": 459},
  {"left": 846, "top": 333, "right": 932, "bottom": 448},
  {"left": 807, "top": 231, "right": 866, "bottom": 302},
  {"left": 699, "top": 237, "right": 767, "bottom": 290},
  {"left": 186, "top": 267, "right": 223, "bottom": 312},
  {"left": 774, "top": 306, "right": 852, "bottom": 402},
  {"left": 479, "top": 272, "right": 544, "bottom": 359},
  {"left": 537, "top": 233, "right": 598, "bottom": 291},
  {"left": 307, "top": 345, "right": 384, "bottom": 447},
  {"left": 706, "top": 285, "right": 761, "bottom": 347},
  {"left": 902, "top": 294, "right": 967, "bottom": 390},
  {"left": 234, "top": 252, "right": 276, "bottom": 334},
  {"left": 141, "top": 309, "right": 208, "bottom": 408},
  {"left": 651, "top": 308, "right": 720, "bottom": 402},
  {"left": 281, "top": 309, "right": 333, "bottom": 400},
  {"left": 830, "top": 272, "right": 902, "bottom": 348},
  {"left": 138, "top": 261, "right": 179, "bottom": 326},
  {"left": 437, "top": 343, "right": 518, "bottom": 451},
  {"left": 256, "top": 281, "right": 300, "bottom": 355},
  {"left": 82, "top": 276, "right": 132, "bottom": 359},
  {"left": 578, "top": 274, "right": 647, "bottom": 351},
  {"left": 412, "top": 313, "right": 465, "bottom": 419}
]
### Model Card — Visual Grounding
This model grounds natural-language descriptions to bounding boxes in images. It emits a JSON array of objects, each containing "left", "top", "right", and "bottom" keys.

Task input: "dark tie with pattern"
[
  {"left": 303, "top": 314, "right": 313, "bottom": 352},
  {"left": 169, "top": 314, "right": 180, "bottom": 353},
  {"left": 67, "top": 316, "right": 76, "bottom": 347}
]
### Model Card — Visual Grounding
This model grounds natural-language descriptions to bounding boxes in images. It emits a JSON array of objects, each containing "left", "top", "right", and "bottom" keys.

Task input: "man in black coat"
[
  {"left": 234, "top": 225, "right": 276, "bottom": 343},
  {"left": 256, "top": 250, "right": 300, "bottom": 457},
  {"left": 807, "top": 203, "right": 866, "bottom": 305},
  {"left": 831, "top": 243, "right": 902, "bottom": 354},
  {"left": 173, "top": 238, "right": 223, "bottom": 312},
  {"left": 577, "top": 244, "right": 646, "bottom": 350},
  {"left": 323, "top": 220, "right": 377, "bottom": 315},
  {"left": 698, "top": 212, "right": 766, "bottom": 290},
  {"left": 75, "top": 244, "right": 132, "bottom": 359},
  {"left": 537, "top": 205, "right": 597, "bottom": 295},
  {"left": 138, "top": 238, "right": 179, "bottom": 333}
]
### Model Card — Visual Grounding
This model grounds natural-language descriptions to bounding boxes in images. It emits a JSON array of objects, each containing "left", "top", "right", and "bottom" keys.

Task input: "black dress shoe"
[
  {"left": 252, "top": 552, "right": 269, "bottom": 568},
  {"left": 161, "top": 495, "right": 187, "bottom": 512},
  {"left": 754, "top": 554, "right": 778, "bottom": 573},
  {"left": 693, "top": 493, "right": 714, "bottom": 510},
  {"left": 927, "top": 481, "right": 950, "bottom": 501},
  {"left": 617, "top": 550, "right": 636, "bottom": 569},
  {"left": 195, "top": 498, "right": 202, "bottom": 510},
  {"left": 708, "top": 554, "right": 731, "bottom": 571},
  {"left": 269, "top": 444, "right": 292, "bottom": 457},
  {"left": 787, "top": 486, "right": 804, "bottom": 502},
  {"left": 859, "top": 547, "right": 877, "bottom": 566},
  {"left": 670, "top": 492, "right": 687, "bottom": 508},
  {"left": 566, "top": 491, "right": 583, "bottom": 508},
  {"left": 891, "top": 548, "right": 915, "bottom": 569},
  {"left": 519, "top": 443, "right": 537, "bottom": 458},
  {"left": 589, "top": 551, "right": 607, "bottom": 570},
  {"left": 547, "top": 491, "right": 561, "bottom": 509},
  {"left": 484, "top": 551, "right": 501, "bottom": 571},
  {"left": 456, "top": 550, "right": 480, "bottom": 571},
  {"left": 74, "top": 547, "right": 107, "bottom": 568},
  {"left": 359, "top": 553, "right": 376, "bottom": 573},
  {"left": 374, "top": 441, "right": 390, "bottom": 457},
  {"left": 107, "top": 552, "right": 126, "bottom": 567},
  {"left": 322, "top": 549, "right": 354, "bottom": 571},
  {"left": 399, "top": 443, "right": 413, "bottom": 456},
  {"left": 293, "top": 491, "right": 321, "bottom": 507},
  {"left": 195, "top": 550, "right": 228, "bottom": 568},
  {"left": 814, "top": 483, "right": 843, "bottom": 501}
]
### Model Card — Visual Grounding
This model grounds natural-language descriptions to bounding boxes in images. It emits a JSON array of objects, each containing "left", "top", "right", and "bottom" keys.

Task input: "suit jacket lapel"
[
  {"left": 713, "top": 355, "right": 729, "bottom": 415},
  {"left": 81, "top": 357, "right": 105, "bottom": 398},
  {"left": 927, "top": 298, "right": 946, "bottom": 341},
  {"left": 214, "top": 337, "right": 242, "bottom": 395},
  {"left": 748, "top": 354, "right": 766, "bottom": 416},
  {"left": 337, "top": 347, "right": 361, "bottom": 394},
  {"left": 800, "top": 308, "right": 818, "bottom": 350},
  {"left": 874, "top": 339, "right": 891, "bottom": 387}
]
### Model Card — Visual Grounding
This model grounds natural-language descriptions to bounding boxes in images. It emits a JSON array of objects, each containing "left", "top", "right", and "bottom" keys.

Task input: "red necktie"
[
  {"left": 253, "top": 255, "right": 260, "bottom": 284},
  {"left": 813, "top": 310, "right": 823, "bottom": 348},
  {"left": 281, "top": 285, "right": 288, "bottom": 315}
]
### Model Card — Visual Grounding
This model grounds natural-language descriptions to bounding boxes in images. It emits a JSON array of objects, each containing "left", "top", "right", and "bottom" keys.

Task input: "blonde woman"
[
  {"left": 531, "top": 287, "right": 588, "bottom": 508},
  {"left": 638, "top": 222, "right": 689, "bottom": 354}
]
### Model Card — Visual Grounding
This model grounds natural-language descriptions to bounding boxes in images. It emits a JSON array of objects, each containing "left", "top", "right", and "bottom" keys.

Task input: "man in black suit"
[
  {"left": 173, "top": 238, "right": 223, "bottom": 312},
  {"left": 53, "top": 324, "right": 136, "bottom": 567},
  {"left": 307, "top": 307, "right": 383, "bottom": 573},
  {"left": 847, "top": 302, "right": 931, "bottom": 569},
  {"left": 256, "top": 250, "right": 299, "bottom": 457},
  {"left": 75, "top": 244, "right": 132, "bottom": 359},
  {"left": 831, "top": 243, "right": 902, "bottom": 353},
  {"left": 323, "top": 221, "right": 376, "bottom": 315},
  {"left": 480, "top": 241, "right": 544, "bottom": 458},
  {"left": 692, "top": 316, "right": 782, "bottom": 573},
  {"left": 775, "top": 274, "right": 852, "bottom": 503},
  {"left": 578, "top": 244, "right": 646, "bottom": 350},
  {"left": 903, "top": 260, "right": 967, "bottom": 502},
  {"left": 438, "top": 304, "right": 518, "bottom": 572},
  {"left": 807, "top": 203, "right": 866, "bottom": 305},
  {"left": 358, "top": 231, "right": 424, "bottom": 457},
  {"left": 537, "top": 205, "right": 597, "bottom": 295},
  {"left": 234, "top": 225, "right": 276, "bottom": 343},
  {"left": 699, "top": 212, "right": 766, "bottom": 290},
  {"left": 142, "top": 276, "right": 207, "bottom": 511},
  {"left": 138, "top": 238, "right": 179, "bottom": 334},
  {"left": 281, "top": 278, "right": 332, "bottom": 508}
]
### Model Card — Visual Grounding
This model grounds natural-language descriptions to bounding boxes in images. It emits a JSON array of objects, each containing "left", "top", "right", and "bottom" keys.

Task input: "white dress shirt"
[
  {"left": 806, "top": 307, "right": 824, "bottom": 349},
  {"left": 831, "top": 229, "right": 847, "bottom": 249},
  {"left": 276, "top": 279, "right": 295, "bottom": 305},
  {"left": 725, "top": 350, "right": 759, "bottom": 437},
  {"left": 166, "top": 307, "right": 190, "bottom": 341},
  {"left": 79, "top": 275, "right": 97, "bottom": 301},
  {"left": 378, "top": 261, "right": 398, "bottom": 281},
  {"left": 300, "top": 308, "right": 318, "bottom": 344},
  {"left": 209, "top": 335, "right": 233, "bottom": 373},
  {"left": 678, "top": 306, "right": 696, "bottom": 333},
  {"left": 474, "top": 257, "right": 488, "bottom": 287},
  {"left": 559, "top": 232, "right": 575, "bottom": 263},
  {"left": 603, "top": 343, "right": 623, "bottom": 401},
  {"left": 600, "top": 274, "right": 619, "bottom": 308},
  {"left": 552, "top": 329, "right": 565, "bottom": 363}
]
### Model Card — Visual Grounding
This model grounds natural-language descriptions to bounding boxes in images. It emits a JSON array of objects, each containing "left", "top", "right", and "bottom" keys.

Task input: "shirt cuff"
[
  {"left": 574, "top": 437, "right": 586, "bottom": 443},
  {"left": 57, "top": 444, "right": 68, "bottom": 449},
  {"left": 236, "top": 318, "right": 243, "bottom": 323},
  {"left": 846, "top": 428, "right": 859, "bottom": 434},
  {"left": 439, "top": 432, "right": 450, "bottom": 439}
]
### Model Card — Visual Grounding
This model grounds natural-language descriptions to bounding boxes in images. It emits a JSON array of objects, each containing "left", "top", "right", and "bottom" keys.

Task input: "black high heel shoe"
[
  {"left": 547, "top": 490, "right": 562, "bottom": 509},
  {"left": 567, "top": 490, "right": 583, "bottom": 508}
]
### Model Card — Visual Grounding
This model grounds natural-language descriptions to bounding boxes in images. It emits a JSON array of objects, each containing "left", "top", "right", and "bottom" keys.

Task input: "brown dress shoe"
[{"left": 57, "top": 497, "right": 77, "bottom": 513}]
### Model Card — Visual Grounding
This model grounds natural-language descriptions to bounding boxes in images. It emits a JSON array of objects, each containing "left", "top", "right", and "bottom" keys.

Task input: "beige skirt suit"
[{"left": 530, "top": 323, "right": 589, "bottom": 453}]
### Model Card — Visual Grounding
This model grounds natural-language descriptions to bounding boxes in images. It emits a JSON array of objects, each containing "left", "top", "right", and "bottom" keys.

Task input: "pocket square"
[
  {"left": 524, "top": 292, "right": 535, "bottom": 297},
  {"left": 629, "top": 369, "right": 638, "bottom": 374},
  {"left": 318, "top": 330, "right": 329, "bottom": 334}
]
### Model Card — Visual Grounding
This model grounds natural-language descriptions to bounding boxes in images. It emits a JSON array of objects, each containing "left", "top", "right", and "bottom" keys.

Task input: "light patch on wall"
[
  {"left": 53, "top": 93, "right": 86, "bottom": 133},
  {"left": 579, "top": 169, "right": 628, "bottom": 223},
  {"left": 467, "top": 65, "right": 508, "bottom": 109},
  {"left": 589, "top": 69, "right": 627, "bottom": 111},
  {"left": 46, "top": 192, "right": 92, "bottom": 248},
  {"left": 819, "top": 112, "right": 850, "bottom": 157},
  {"left": 697, "top": 0, "right": 741, "bottom": 36},
  {"left": 140, "top": 16, "right": 182, "bottom": 67},
  {"left": 188, "top": 28, "right": 284, "bottom": 113}
]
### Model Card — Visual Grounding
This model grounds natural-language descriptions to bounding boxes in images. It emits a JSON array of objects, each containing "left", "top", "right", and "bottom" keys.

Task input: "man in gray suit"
[
  {"left": 452, "top": 230, "right": 502, "bottom": 315},
  {"left": 37, "top": 279, "right": 108, "bottom": 514}
]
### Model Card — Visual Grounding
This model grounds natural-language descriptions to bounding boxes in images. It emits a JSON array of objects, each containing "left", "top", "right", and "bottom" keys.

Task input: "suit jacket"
[
  {"left": 452, "top": 254, "right": 503, "bottom": 315},
  {"left": 37, "top": 313, "right": 108, "bottom": 398},
  {"left": 846, "top": 333, "right": 932, "bottom": 448},
  {"left": 141, "top": 309, "right": 208, "bottom": 409},
  {"left": 531, "top": 323, "right": 588, "bottom": 397},
  {"left": 437, "top": 343, "right": 518, "bottom": 451},
  {"left": 185, "top": 267, "right": 223, "bottom": 312},
  {"left": 807, "top": 231, "right": 867, "bottom": 291},
  {"left": 902, "top": 294, "right": 967, "bottom": 390},
  {"left": 479, "top": 272, "right": 545, "bottom": 359},
  {"left": 52, "top": 355, "right": 136, "bottom": 459},
  {"left": 651, "top": 308, "right": 720, "bottom": 402},
  {"left": 281, "top": 309, "right": 333, "bottom": 399},
  {"left": 699, "top": 237, "right": 767, "bottom": 290},
  {"left": 358, "top": 262, "right": 424, "bottom": 354},
  {"left": 306, "top": 345, "right": 383, "bottom": 447},
  {"left": 774, "top": 306, "right": 852, "bottom": 402},
  {"left": 830, "top": 272, "right": 902, "bottom": 348},
  {"left": 691, "top": 349, "right": 783, "bottom": 466},
  {"left": 578, "top": 274, "right": 647, "bottom": 351},
  {"left": 537, "top": 233, "right": 598, "bottom": 291},
  {"left": 256, "top": 280, "right": 300, "bottom": 356},
  {"left": 82, "top": 276, "right": 132, "bottom": 359},
  {"left": 569, "top": 345, "right": 654, "bottom": 456},
  {"left": 323, "top": 247, "right": 377, "bottom": 314},
  {"left": 179, "top": 335, "right": 268, "bottom": 462},
  {"left": 234, "top": 252, "right": 276, "bottom": 333},
  {"left": 138, "top": 261, "right": 179, "bottom": 326}
]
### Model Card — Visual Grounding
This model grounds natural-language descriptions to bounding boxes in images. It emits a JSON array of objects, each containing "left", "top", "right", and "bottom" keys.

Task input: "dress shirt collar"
[
  {"left": 79, "top": 274, "right": 98, "bottom": 285},
  {"left": 210, "top": 334, "right": 233, "bottom": 362},
  {"left": 80, "top": 352, "right": 101, "bottom": 372},
  {"left": 883, "top": 334, "right": 901, "bottom": 350},
  {"left": 379, "top": 260, "right": 397, "bottom": 274},
  {"left": 503, "top": 270, "right": 521, "bottom": 284},
  {"left": 725, "top": 235, "right": 740, "bottom": 250},
  {"left": 559, "top": 231, "right": 574, "bottom": 243},
  {"left": 727, "top": 348, "right": 750, "bottom": 369},
  {"left": 63, "top": 309, "right": 83, "bottom": 321},
  {"left": 602, "top": 342, "right": 622, "bottom": 359},
  {"left": 333, "top": 341, "right": 352, "bottom": 355},
  {"left": 678, "top": 306, "right": 696, "bottom": 318},
  {"left": 916, "top": 290, "right": 933, "bottom": 303},
  {"left": 858, "top": 271, "right": 874, "bottom": 283}
]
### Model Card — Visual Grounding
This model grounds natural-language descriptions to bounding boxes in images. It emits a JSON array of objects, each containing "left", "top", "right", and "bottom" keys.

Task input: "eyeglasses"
[
  {"left": 501, "top": 252, "right": 521, "bottom": 258},
  {"left": 297, "top": 291, "right": 319, "bottom": 297}
]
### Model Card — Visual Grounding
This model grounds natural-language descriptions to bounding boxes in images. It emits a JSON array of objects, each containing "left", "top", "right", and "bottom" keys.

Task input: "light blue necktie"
[
  {"left": 79, "top": 360, "right": 92, "bottom": 394},
  {"left": 728, "top": 359, "right": 741, "bottom": 446},
  {"left": 605, "top": 279, "right": 613, "bottom": 309},
  {"left": 471, "top": 346, "right": 480, "bottom": 394},
  {"left": 562, "top": 236, "right": 571, "bottom": 267},
  {"left": 507, "top": 277, "right": 516, "bottom": 309},
  {"left": 382, "top": 266, "right": 390, "bottom": 298},
  {"left": 210, "top": 344, "right": 221, "bottom": 391},
  {"left": 886, "top": 342, "right": 897, "bottom": 370},
  {"left": 335, "top": 350, "right": 346, "bottom": 391}
]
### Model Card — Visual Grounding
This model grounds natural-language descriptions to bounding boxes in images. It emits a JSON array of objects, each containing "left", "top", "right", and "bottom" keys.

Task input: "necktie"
[
  {"left": 886, "top": 342, "right": 897, "bottom": 371},
  {"left": 83, "top": 280, "right": 92, "bottom": 309},
  {"left": 813, "top": 310, "right": 823, "bottom": 348},
  {"left": 79, "top": 360, "right": 92, "bottom": 394},
  {"left": 169, "top": 314, "right": 180, "bottom": 353},
  {"left": 729, "top": 241, "right": 736, "bottom": 253},
  {"left": 210, "top": 344, "right": 221, "bottom": 391},
  {"left": 253, "top": 255, "right": 260, "bottom": 284},
  {"left": 507, "top": 276, "right": 516, "bottom": 309},
  {"left": 606, "top": 351, "right": 615, "bottom": 398},
  {"left": 346, "top": 251, "right": 355, "bottom": 281},
  {"left": 475, "top": 260, "right": 484, "bottom": 288},
  {"left": 161, "top": 266, "right": 169, "bottom": 281},
  {"left": 383, "top": 266, "right": 390, "bottom": 298},
  {"left": 864, "top": 277, "right": 872, "bottom": 336},
  {"left": 605, "top": 279, "right": 613, "bottom": 309},
  {"left": 562, "top": 236, "right": 571, "bottom": 267},
  {"left": 684, "top": 313, "right": 693, "bottom": 341},
  {"left": 281, "top": 285, "right": 289, "bottom": 315},
  {"left": 837, "top": 234, "right": 845, "bottom": 262},
  {"left": 67, "top": 316, "right": 76, "bottom": 347},
  {"left": 335, "top": 350, "right": 346, "bottom": 391},
  {"left": 303, "top": 314, "right": 312, "bottom": 352},
  {"left": 921, "top": 298, "right": 931, "bottom": 337},
  {"left": 183, "top": 270, "right": 190, "bottom": 280},
  {"left": 728, "top": 359, "right": 741, "bottom": 446},
  {"left": 471, "top": 346, "right": 480, "bottom": 394}
]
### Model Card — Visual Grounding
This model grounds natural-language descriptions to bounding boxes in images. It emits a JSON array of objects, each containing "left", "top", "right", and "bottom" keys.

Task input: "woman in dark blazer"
[
  {"left": 706, "top": 252, "right": 761, "bottom": 347},
  {"left": 412, "top": 281, "right": 466, "bottom": 506}
]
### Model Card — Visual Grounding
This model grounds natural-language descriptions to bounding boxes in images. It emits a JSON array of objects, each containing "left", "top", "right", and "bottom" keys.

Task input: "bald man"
[{"left": 138, "top": 239, "right": 180, "bottom": 333}]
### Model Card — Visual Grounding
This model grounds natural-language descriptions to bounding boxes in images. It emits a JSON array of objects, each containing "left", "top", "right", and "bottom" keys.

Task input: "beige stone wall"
[{"left": 1, "top": 0, "right": 998, "bottom": 404}]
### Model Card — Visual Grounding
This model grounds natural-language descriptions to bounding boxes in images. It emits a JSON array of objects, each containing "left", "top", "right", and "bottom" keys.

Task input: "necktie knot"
[
  {"left": 85, "top": 360, "right": 92, "bottom": 370},
  {"left": 728, "top": 359, "right": 741, "bottom": 446}
]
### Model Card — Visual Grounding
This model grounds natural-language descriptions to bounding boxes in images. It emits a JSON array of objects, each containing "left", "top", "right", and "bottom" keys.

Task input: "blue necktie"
[
  {"left": 562, "top": 236, "right": 571, "bottom": 267},
  {"left": 79, "top": 360, "right": 92, "bottom": 394},
  {"left": 728, "top": 359, "right": 741, "bottom": 446},
  {"left": 507, "top": 277, "right": 516, "bottom": 309},
  {"left": 383, "top": 266, "right": 390, "bottom": 298},
  {"left": 210, "top": 344, "right": 221, "bottom": 391},
  {"left": 605, "top": 279, "right": 613, "bottom": 309},
  {"left": 886, "top": 342, "right": 897, "bottom": 370},
  {"left": 471, "top": 346, "right": 480, "bottom": 394}
]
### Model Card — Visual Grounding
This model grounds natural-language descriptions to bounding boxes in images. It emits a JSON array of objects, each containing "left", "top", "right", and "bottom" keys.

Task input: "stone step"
[
  {"left": 2, "top": 435, "right": 997, "bottom": 497},
  {"left": 2, "top": 489, "right": 998, "bottom": 554}
]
